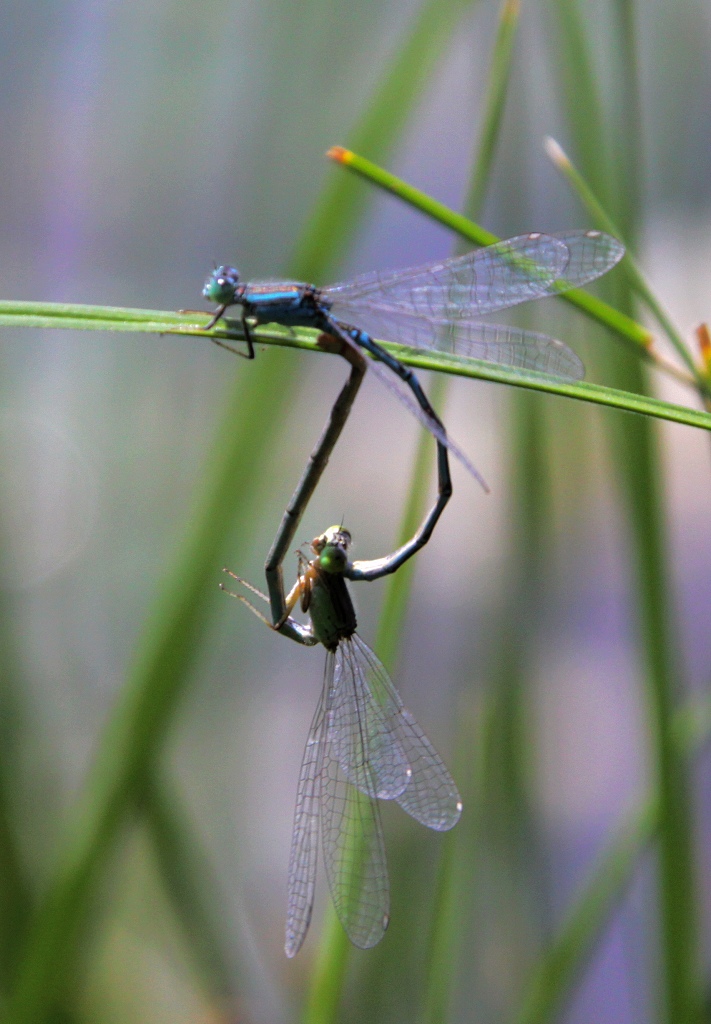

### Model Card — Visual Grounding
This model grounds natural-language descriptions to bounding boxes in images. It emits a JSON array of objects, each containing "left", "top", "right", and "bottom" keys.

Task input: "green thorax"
[
  {"left": 308, "top": 567, "right": 356, "bottom": 650},
  {"left": 307, "top": 528, "right": 357, "bottom": 650}
]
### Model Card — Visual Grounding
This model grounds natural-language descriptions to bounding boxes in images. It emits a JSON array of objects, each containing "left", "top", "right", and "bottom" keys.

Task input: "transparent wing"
[
  {"left": 329, "top": 642, "right": 411, "bottom": 800},
  {"left": 325, "top": 233, "right": 570, "bottom": 316},
  {"left": 324, "top": 230, "right": 624, "bottom": 381},
  {"left": 365, "top": 356, "right": 490, "bottom": 491},
  {"left": 325, "top": 230, "right": 623, "bottom": 320},
  {"left": 320, "top": 646, "right": 390, "bottom": 949},
  {"left": 349, "top": 634, "right": 462, "bottom": 831},
  {"left": 389, "top": 229, "right": 624, "bottom": 316},
  {"left": 313, "top": 634, "right": 462, "bottom": 950},
  {"left": 550, "top": 229, "right": 626, "bottom": 292},
  {"left": 285, "top": 667, "right": 328, "bottom": 958},
  {"left": 345, "top": 312, "right": 586, "bottom": 382}
]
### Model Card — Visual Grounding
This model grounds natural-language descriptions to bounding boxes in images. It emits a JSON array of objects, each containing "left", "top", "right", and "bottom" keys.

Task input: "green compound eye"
[
  {"left": 313, "top": 526, "right": 351, "bottom": 573},
  {"left": 317, "top": 542, "right": 348, "bottom": 574},
  {"left": 202, "top": 265, "right": 240, "bottom": 305}
]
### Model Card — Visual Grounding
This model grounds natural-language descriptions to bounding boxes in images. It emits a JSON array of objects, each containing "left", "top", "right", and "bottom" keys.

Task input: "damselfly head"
[
  {"left": 202, "top": 265, "right": 240, "bottom": 305},
  {"left": 311, "top": 525, "right": 351, "bottom": 572}
]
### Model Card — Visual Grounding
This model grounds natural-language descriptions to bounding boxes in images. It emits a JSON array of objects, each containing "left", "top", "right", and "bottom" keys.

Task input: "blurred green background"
[{"left": 0, "top": 0, "right": 709, "bottom": 1022}]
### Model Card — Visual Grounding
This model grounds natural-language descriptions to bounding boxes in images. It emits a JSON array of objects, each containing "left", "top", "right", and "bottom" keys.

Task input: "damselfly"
[
  {"left": 202, "top": 230, "right": 623, "bottom": 465},
  {"left": 224, "top": 525, "right": 462, "bottom": 955},
  {"left": 201, "top": 231, "right": 624, "bottom": 624}
]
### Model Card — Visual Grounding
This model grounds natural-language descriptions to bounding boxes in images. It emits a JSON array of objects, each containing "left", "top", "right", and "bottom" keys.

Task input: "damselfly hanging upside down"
[{"left": 224, "top": 526, "right": 462, "bottom": 956}]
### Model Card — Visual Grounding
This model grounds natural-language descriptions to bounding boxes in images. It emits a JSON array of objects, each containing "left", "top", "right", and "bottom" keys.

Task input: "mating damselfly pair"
[{"left": 202, "top": 228, "right": 624, "bottom": 954}]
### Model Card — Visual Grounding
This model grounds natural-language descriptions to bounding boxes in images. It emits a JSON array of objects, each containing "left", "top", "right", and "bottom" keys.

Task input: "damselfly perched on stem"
[
  {"left": 201, "top": 230, "right": 624, "bottom": 478},
  {"left": 199, "top": 231, "right": 624, "bottom": 625}
]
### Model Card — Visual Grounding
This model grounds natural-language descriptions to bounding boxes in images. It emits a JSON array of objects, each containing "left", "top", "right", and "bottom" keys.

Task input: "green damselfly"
[{"left": 224, "top": 525, "right": 461, "bottom": 955}]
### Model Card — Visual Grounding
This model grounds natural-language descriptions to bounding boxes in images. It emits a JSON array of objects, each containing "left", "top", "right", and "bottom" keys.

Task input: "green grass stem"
[
  {"left": 327, "top": 148, "right": 651, "bottom": 353},
  {"left": 0, "top": 302, "right": 705, "bottom": 431},
  {"left": 548, "top": 4, "right": 702, "bottom": 1020},
  {"left": 142, "top": 775, "right": 235, "bottom": 1006},
  {"left": 4, "top": 353, "right": 288, "bottom": 1024},
  {"left": 515, "top": 693, "right": 711, "bottom": 1024},
  {"left": 294, "top": 0, "right": 487, "bottom": 1015},
  {"left": 462, "top": 0, "right": 520, "bottom": 217},
  {"left": 305, "top": 2, "right": 518, "bottom": 1010},
  {"left": 544, "top": 137, "right": 700, "bottom": 379},
  {"left": 420, "top": 2, "right": 522, "bottom": 1015}
]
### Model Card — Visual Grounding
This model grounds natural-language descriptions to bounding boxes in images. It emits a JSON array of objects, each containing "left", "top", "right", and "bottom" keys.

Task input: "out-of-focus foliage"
[{"left": 0, "top": 0, "right": 709, "bottom": 1022}]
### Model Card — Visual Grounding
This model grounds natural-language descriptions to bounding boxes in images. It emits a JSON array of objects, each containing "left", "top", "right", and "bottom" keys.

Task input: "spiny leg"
[
  {"left": 219, "top": 571, "right": 272, "bottom": 627},
  {"left": 179, "top": 306, "right": 256, "bottom": 356},
  {"left": 204, "top": 312, "right": 255, "bottom": 357},
  {"left": 202, "top": 305, "right": 229, "bottom": 332},
  {"left": 222, "top": 568, "right": 269, "bottom": 604},
  {"left": 209, "top": 332, "right": 254, "bottom": 358},
  {"left": 238, "top": 314, "right": 256, "bottom": 358},
  {"left": 220, "top": 569, "right": 316, "bottom": 646}
]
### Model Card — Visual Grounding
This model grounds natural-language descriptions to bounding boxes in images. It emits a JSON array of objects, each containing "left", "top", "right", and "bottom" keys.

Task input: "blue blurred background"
[{"left": 0, "top": 0, "right": 710, "bottom": 1021}]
